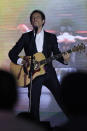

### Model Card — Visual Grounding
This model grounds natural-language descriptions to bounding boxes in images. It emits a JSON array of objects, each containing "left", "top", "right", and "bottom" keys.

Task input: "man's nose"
[{"left": 34, "top": 17, "right": 38, "bottom": 21}]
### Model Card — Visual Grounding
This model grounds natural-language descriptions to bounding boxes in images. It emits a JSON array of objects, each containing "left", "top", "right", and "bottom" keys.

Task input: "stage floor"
[{"left": 15, "top": 86, "right": 68, "bottom": 127}]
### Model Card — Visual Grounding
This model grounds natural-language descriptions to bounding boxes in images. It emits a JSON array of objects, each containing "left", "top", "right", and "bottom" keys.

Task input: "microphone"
[
  {"left": 34, "top": 26, "right": 38, "bottom": 34},
  {"left": 34, "top": 26, "right": 38, "bottom": 39}
]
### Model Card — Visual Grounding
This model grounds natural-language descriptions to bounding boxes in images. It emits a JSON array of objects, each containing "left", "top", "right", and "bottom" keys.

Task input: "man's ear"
[{"left": 42, "top": 20, "right": 45, "bottom": 25}]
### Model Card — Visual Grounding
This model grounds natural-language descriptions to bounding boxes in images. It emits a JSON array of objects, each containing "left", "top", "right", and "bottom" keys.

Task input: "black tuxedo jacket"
[{"left": 8, "top": 31, "right": 65, "bottom": 67}]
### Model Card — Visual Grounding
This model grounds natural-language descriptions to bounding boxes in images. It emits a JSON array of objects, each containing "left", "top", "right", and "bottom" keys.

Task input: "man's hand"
[
  {"left": 62, "top": 52, "right": 70, "bottom": 64},
  {"left": 22, "top": 56, "right": 30, "bottom": 67}
]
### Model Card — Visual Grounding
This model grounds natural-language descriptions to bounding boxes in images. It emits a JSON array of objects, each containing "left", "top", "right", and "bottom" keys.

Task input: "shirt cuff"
[
  {"left": 64, "top": 60, "right": 68, "bottom": 65},
  {"left": 17, "top": 58, "right": 23, "bottom": 65}
]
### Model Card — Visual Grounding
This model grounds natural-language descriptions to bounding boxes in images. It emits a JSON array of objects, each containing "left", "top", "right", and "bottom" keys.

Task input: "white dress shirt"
[{"left": 35, "top": 29, "right": 44, "bottom": 52}]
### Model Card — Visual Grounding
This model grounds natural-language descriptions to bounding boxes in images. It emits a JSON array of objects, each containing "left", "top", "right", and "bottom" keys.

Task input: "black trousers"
[{"left": 28, "top": 67, "right": 61, "bottom": 121}]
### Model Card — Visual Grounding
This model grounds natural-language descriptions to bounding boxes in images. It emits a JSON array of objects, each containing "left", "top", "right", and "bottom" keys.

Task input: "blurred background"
[{"left": 0, "top": 0, "right": 87, "bottom": 125}]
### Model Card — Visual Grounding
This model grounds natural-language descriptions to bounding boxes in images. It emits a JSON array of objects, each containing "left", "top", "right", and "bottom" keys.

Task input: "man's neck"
[{"left": 37, "top": 27, "right": 43, "bottom": 34}]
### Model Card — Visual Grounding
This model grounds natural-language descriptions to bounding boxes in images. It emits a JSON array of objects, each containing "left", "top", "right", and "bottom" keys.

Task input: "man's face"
[{"left": 31, "top": 12, "right": 45, "bottom": 29}]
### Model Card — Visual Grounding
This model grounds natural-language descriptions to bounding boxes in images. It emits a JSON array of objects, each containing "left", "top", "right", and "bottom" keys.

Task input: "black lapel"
[
  {"left": 28, "top": 31, "right": 37, "bottom": 55},
  {"left": 42, "top": 31, "right": 48, "bottom": 57}
]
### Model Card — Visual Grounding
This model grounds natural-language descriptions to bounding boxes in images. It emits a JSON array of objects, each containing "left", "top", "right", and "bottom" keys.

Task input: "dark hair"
[
  {"left": 0, "top": 69, "right": 18, "bottom": 110},
  {"left": 61, "top": 71, "right": 87, "bottom": 117},
  {"left": 30, "top": 10, "right": 45, "bottom": 26}
]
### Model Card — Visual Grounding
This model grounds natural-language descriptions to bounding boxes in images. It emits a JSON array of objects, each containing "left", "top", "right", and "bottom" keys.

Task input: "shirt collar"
[{"left": 34, "top": 28, "right": 44, "bottom": 36}]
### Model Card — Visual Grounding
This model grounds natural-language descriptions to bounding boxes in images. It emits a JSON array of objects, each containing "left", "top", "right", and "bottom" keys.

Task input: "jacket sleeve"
[
  {"left": 8, "top": 34, "right": 25, "bottom": 64},
  {"left": 52, "top": 34, "right": 67, "bottom": 65}
]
